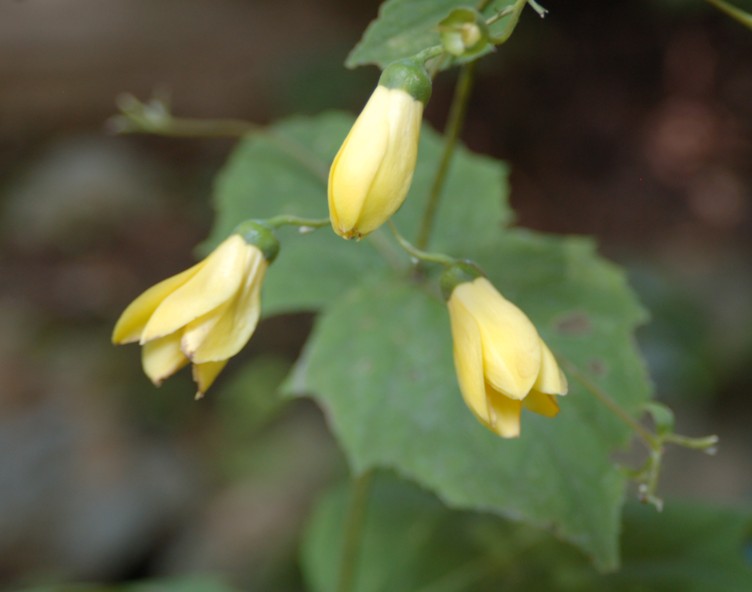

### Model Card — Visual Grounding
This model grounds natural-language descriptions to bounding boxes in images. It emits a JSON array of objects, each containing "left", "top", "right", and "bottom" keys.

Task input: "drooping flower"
[
  {"left": 328, "top": 59, "right": 431, "bottom": 239},
  {"left": 112, "top": 222, "right": 279, "bottom": 398},
  {"left": 442, "top": 268, "right": 568, "bottom": 438}
]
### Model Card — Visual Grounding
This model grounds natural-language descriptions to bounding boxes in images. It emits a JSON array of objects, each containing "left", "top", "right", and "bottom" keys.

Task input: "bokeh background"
[{"left": 1, "top": 0, "right": 750, "bottom": 590}]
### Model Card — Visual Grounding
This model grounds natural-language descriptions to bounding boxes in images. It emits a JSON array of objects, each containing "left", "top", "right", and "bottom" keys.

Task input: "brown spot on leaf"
[
  {"left": 554, "top": 311, "right": 593, "bottom": 336},
  {"left": 588, "top": 358, "right": 607, "bottom": 376}
]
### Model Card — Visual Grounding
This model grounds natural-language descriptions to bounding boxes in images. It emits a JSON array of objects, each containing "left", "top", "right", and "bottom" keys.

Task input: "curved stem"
[
  {"left": 663, "top": 432, "right": 719, "bottom": 452},
  {"left": 416, "top": 60, "right": 477, "bottom": 250},
  {"left": 109, "top": 95, "right": 328, "bottom": 182},
  {"left": 264, "top": 215, "right": 330, "bottom": 230},
  {"left": 414, "top": 45, "right": 445, "bottom": 64},
  {"left": 337, "top": 469, "right": 374, "bottom": 592},
  {"left": 389, "top": 221, "right": 458, "bottom": 267}
]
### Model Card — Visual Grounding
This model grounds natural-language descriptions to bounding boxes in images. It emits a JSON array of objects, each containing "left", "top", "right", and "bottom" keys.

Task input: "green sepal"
[
  {"left": 234, "top": 220, "right": 280, "bottom": 263},
  {"left": 439, "top": 262, "right": 483, "bottom": 300},
  {"left": 378, "top": 59, "right": 432, "bottom": 105},
  {"left": 438, "top": 7, "right": 492, "bottom": 58},
  {"left": 642, "top": 401, "right": 675, "bottom": 437}
]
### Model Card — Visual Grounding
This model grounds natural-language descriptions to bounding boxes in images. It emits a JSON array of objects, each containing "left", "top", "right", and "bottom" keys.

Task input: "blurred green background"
[{"left": 0, "top": 0, "right": 750, "bottom": 590}]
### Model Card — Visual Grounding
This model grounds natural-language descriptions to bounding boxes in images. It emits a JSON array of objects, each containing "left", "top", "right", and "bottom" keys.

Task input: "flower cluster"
[
  {"left": 113, "top": 58, "right": 566, "bottom": 438},
  {"left": 113, "top": 224, "right": 277, "bottom": 398}
]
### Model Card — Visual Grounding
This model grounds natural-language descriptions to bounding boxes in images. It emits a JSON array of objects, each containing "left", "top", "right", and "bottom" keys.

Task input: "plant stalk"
[
  {"left": 415, "top": 60, "right": 477, "bottom": 250},
  {"left": 337, "top": 469, "right": 374, "bottom": 592}
]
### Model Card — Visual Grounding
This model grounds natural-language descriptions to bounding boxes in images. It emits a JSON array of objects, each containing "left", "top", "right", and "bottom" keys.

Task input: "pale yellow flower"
[
  {"left": 112, "top": 231, "right": 274, "bottom": 398},
  {"left": 447, "top": 276, "right": 568, "bottom": 438},
  {"left": 328, "top": 60, "right": 431, "bottom": 239}
]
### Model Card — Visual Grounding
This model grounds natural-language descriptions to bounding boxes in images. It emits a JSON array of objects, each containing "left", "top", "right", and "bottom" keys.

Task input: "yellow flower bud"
[
  {"left": 112, "top": 230, "right": 275, "bottom": 398},
  {"left": 446, "top": 276, "right": 568, "bottom": 438},
  {"left": 328, "top": 60, "right": 431, "bottom": 239}
]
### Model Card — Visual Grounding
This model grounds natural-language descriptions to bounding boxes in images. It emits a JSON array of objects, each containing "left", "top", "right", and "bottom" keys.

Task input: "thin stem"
[
  {"left": 113, "top": 114, "right": 258, "bottom": 138},
  {"left": 561, "top": 359, "right": 658, "bottom": 449},
  {"left": 663, "top": 432, "right": 719, "bottom": 452},
  {"left": 414, "top": 45, "right": 445, "bottom": 64},
  {"left": 488, "top": 0, "right": 529, "bottom": 46},
  {"left": 109, "top": 95, "right": 328, "bottom": 182},
  {"left": 389, "top": 221, "right": 458, "bottom": 267},
  {"left": 638, "top": 448, "right": 664, "bottom": 511},
  {"left": 264, "top": 215, "right": 330, "bottom": 230},
  {"left": 337, "top": 470, "right": 374, "bottom": 592},
  {"left": 416, "top": 60, "right": 477, "bottom": 250},
  {"left": 526, "top": 0, "right": 549, "bottom": 19}
]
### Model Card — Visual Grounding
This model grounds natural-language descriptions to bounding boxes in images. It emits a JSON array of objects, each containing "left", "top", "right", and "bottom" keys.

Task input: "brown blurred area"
[{"left": 0, "top": 0, "right": 750, "bottom": 589}]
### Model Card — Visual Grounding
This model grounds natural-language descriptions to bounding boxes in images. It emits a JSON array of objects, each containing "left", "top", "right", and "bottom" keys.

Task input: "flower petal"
[
  {"left": 193, "top": 360, "right": 228, "bottom": 399},
  {"left": 141, "top": 236, "right": 249, "bottom": 343},
  {"left": 180, "top": 302, "right": 227, "bottom": 360},
  {"left": 533, "top": 339, "right": 568, "bottom": 396},
  {"left": 329, "top": 86, "right": 390, "bottom": 237},
  {"left": 523, "top": 390, "right": 560, "bottom": 418},
  {"left": 485, "top": 386, "right": 523, "bottom": 438},
  {"left": 189, "top": 254, "right": 266, "bottom": 363},
  {"left": 355, "top": 90, "right": 422, "bottom": 236},
  {"left": 112, "top": 262, "right": 204, "bottom": 344},
  {"left": 142, "top": 333, "right": 189, "bottom": 385},
  {"left": 454, "top": 278, "right": 541, "bottom": 399},
  {"left": 447, "top": 295, "right": 488, "bottom": 423}
]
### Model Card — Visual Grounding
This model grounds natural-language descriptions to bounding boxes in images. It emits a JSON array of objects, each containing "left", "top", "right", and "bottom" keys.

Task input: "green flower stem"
[
  {"left": 705, "top": 0, "right": 752, "bottom": 30},
  {"left": 110, "top": 95, "right": 328, "bottom": 182},
  {"left": 389, "top": 221, "right": 462, "bottom": 267},
  {"left": 337, "top": 469, "right": 374, "bottom": 592},
  {"left": 263, "top": 215, "right": 331, "bottom": 230},
  {"left": 415, "top": 60, "right": 477, "bottom": 250},
  {"left": 526, "top": 0, "right": 549, "bottom": 19},
  {"left": 488, "top": 0, "right": 529, "bottom": 46},
  {"left": 663, "top": 432, "right": 719, "bottom": 453},
  {"left": 639, "top": 448, "right": 665, "bottom": 511},
  {"left": 414, "top": 45, "right": 445, "bottom": 64}
]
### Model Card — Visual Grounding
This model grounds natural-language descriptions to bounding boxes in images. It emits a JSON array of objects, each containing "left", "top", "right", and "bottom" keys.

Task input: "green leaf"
[
  {"left": 302, "top": 474, "right": 483, "bottom": 592},
  {"left": 206, "top": 112, "right": 509, "bottom": 315},
  {"left": 287, "top": 229, "right": 651, "bottom": 571},
  {"left": 303, "top": 474, "right": 752, "bottom": 592},
  {"left": 212, "top": 354, "right": 293, "bottom": 477},
  {"left": 346, "top": 0, "right": 522, "bottom": 70},
  {"left": 607, "top": 502, "right": 752, "bottom": 592}
]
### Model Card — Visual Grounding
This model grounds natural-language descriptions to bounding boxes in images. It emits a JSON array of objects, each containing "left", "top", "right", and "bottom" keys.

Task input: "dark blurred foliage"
[{"left": 0, "top": 0, "right": 750, "bottom": 590}]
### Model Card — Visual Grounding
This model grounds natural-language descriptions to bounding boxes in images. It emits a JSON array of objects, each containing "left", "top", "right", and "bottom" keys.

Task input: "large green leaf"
[
  {"left": 287, "top": 229, "right": 651, "bottom": 570},
  {"left": 302, "top": 473, "right": 752, "bottom": 592},
  {"left": 302, "top": 475, "right": 495, "bottom": 592},
  {"left": 346, "top": 0, "right": 523, "bottom": 70},
  {"left": 206, "top": 112, "right": 509, "bottom": 315}
]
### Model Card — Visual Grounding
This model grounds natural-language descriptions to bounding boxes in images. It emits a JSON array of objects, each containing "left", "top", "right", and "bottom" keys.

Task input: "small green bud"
[
  {"left": 643, "top": 402, "right": 675, "bottom": 437},
  {"left": 235, "top": 220, "right": 280, "bottom": 262},
  {"left": 439, "top": 8, "right": 491, "bottom": 58},
  {"left": 440, "top": 262, "right": 483, "bottom": 300},
  {"left": 378, "top": 59, "right": 432, "bottom": 105}
]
